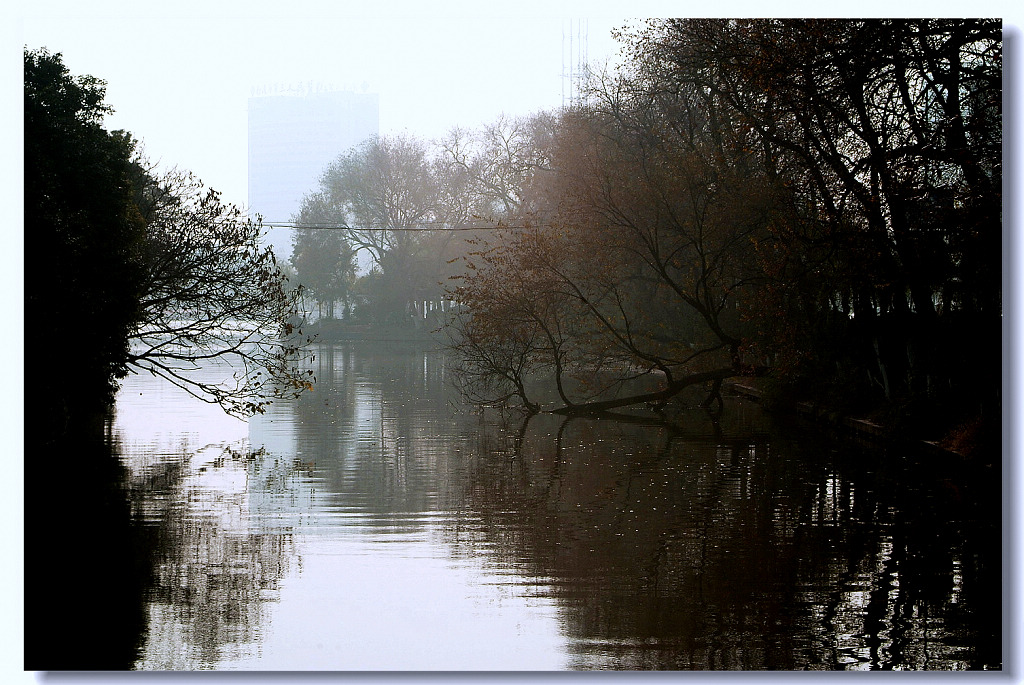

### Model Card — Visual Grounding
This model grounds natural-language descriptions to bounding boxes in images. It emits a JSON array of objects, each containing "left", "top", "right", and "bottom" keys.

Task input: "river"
[{"left": 100, "top": 341, "right": 1001, "bottom": 670}]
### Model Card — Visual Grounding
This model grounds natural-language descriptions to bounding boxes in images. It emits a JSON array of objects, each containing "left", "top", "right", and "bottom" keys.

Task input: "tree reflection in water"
[
  {"left": 25, "top": 426, "right": 153, "bottom": 671},
  {"left": 94, "top": 343, "right": 999, "bottom": 671},
  {"left": 121, "top": 443, "right": 297, "bottom": 669},
  {"left": 447, "top": 407, "right": 1000, "bottom": 670}
]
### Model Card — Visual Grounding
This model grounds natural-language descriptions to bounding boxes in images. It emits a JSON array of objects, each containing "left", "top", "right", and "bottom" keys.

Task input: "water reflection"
[
  {"left": 241, "top": 342, "right": 568, "bottom": 669},
  {"left": 452, "top": 411, "right": 1000, "bottom": 670},
  {"left": 25, "top": 425, "right": 152, "bottom": 671},
  {"left": 106, "top": 342, "right": 999, "bottom": 671},
  {"left": 125, "top": 445, "right": 296, "bottom": 669},
  {"left": 111, "top": 362, "right": 296, "bottom": 669}
]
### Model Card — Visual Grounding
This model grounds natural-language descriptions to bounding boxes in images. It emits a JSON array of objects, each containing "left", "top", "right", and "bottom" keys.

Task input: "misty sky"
[
  {"left": 16, "top": 6, "right": 634, "bottom": 212},
  {"left": 11, "top": 2, "right": 1022, "bottom": 215}
]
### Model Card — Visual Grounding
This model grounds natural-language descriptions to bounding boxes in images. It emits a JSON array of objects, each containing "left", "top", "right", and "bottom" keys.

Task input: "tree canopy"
[
  {"left": 25, "top": 48, "right": 148, "bottom": 425},
  {"left": 25, "top": 49, "right": 313, "bottom": 427},
  {"left": 287, "top": 114, "right": 562, "bottom": 328},
  {"left": 443, "top": 19, "right": 1001, "bottom": 450}
]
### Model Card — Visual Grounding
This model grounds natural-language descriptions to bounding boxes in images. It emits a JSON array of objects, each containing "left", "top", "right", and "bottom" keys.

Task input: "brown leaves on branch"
[
  {"left": 127, "top": 169, "right": 313, "bottom": 417},
  {"left": 445, "top": 19, "right": 1000, "bottom": 430},
  {"left": 444, "top": 101, "right": 774, "bottom": 414}
]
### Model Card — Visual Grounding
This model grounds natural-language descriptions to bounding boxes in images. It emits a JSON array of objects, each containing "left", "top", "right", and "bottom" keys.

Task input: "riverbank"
[
  {"left": 729, "top": 379, "right": 884, "bottom": 435},
  {"left": 726, "top": 378, "right": 993, "bottom": 464},
  {"left": 298, "top": 320, "right": 439, "bottom": 344}
]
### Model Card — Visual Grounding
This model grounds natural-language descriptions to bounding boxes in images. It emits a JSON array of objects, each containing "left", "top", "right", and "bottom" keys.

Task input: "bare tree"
[
  {"left": 128, "top": 171, "right": 314, "bottom": 417},
  {"left": 446, "top": 95, "right": 778, "bottom": 415},
  {"left": 437, "top": 112, "right": 557, "bottom": 222},
  {"left": 318, "top": 134, "right": 440, "bottom": 268},
  {"left": 625, "top": 19, "right": 1002, "bottom": 434}
]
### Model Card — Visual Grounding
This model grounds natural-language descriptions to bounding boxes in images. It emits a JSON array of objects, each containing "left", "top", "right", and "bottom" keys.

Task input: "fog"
[
  {"left": 17, "top": 6, "right": 631, "bottom": 210},
  {"left": 11, "top": 8, "right": 1018, "bottom": 681}
]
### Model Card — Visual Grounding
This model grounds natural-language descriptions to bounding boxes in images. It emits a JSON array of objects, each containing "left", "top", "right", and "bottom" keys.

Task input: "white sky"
[
  {"left": 15, "top": 4, "right": 640, "bottom": 210},
  {"left": 15, "top": 1, "right": 1019, "bottom": 210}
]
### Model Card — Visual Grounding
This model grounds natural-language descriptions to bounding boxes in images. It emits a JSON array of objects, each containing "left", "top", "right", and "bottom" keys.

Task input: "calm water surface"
[{"left": 109, "top": 342, "right": 1001, "bottom": 670}]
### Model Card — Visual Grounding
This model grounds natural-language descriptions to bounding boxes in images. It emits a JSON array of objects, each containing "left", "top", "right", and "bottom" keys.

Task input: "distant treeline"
[
  {"left": 285, "top": 19, "right": 1000, "bottom": 455},
  {"left": 26, "top": 18, "right": 1001, "bottom": 455}
]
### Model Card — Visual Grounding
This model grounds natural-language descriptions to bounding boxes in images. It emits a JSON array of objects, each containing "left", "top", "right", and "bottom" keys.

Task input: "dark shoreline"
[
  {"left": 727, "top": 379, "right": 994, "bottom": 465},
  {"left": 297, "top": 320, "right": 439, "bottom": 344}
]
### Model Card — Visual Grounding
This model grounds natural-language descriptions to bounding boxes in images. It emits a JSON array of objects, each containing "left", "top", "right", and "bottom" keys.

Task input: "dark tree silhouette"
[
  {"left": 25, "top": 48, "right": 148, "bottom": 430},
  {"left": 128, "top": 169, "right": 313, "bottom": 417},
  {"left": 26, "top": 48, "right": 314, "bottom": 424}
]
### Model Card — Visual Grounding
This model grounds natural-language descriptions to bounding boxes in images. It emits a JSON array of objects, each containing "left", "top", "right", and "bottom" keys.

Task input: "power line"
[{"left": 258, "top": 221, "right": 526, "bottom": 232}]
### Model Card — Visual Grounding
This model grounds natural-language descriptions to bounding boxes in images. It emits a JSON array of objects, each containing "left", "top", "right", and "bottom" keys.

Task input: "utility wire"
[{"left": 257, "top": 221, "right": 526, "bottom": 232}]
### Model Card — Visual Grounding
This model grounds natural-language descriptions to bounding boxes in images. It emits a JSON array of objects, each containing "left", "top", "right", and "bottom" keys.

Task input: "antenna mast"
[{"left": 562, "top": 18, "right": 589, "bottom": 109}]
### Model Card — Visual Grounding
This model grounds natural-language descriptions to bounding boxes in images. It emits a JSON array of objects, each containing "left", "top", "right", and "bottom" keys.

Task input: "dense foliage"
[
  {"left": 25, "top": 49, "right": 312, "bottom": 428},
  {"left": 25, "top": 48, "right": 148, "bottom": 425},
  {"left": 444, "top": 19, "right": 1001, "bottom": 452},
  {"left": 278, "top": 19, "right": 1001, "bottom": 450}
]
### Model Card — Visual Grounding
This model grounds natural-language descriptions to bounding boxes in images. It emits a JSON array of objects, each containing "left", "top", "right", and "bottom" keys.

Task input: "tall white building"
[{"left": 248, "top": 87, "right": 379, "bottom": 259}]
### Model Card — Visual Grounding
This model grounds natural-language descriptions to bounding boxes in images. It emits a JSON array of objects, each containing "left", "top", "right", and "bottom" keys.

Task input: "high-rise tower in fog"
[{"left": 248, "top": 86, "right": 379, "bottom": 257}]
